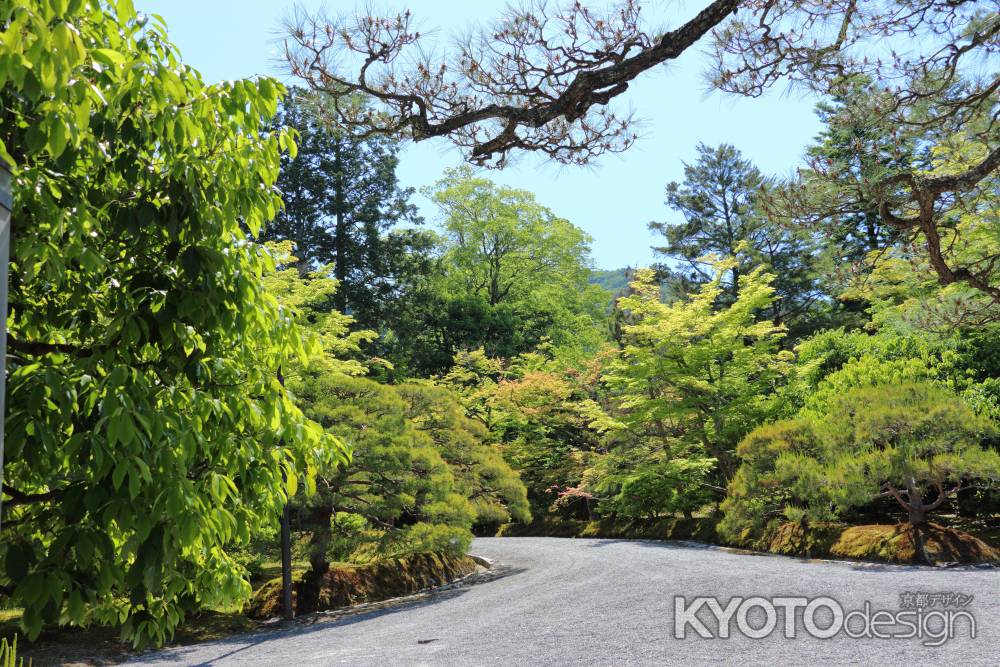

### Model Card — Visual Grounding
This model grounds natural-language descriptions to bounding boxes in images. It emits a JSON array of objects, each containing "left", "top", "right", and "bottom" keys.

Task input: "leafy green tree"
[
  {"left": 260, "top": 241, "right": 375, "bottom": 379},
  {"left": 0, "top": 1, "right": 343, "bottom": 647},
  {"left": 717, "top": 418, "right": 819, "bottom": 540},
  {"left": 388, "top": 292, "right": 538, "bottom": 377},
  {"left": 264, "top": 256, "right": 530, "bottom": 553},
  {"left": 395, "top": 382, "right": 531, "bottom": 529},
  {"left": 438, "top": 346, "right": 610, "bottom": 517},
  {"left": 779, "top": 73, "right": 999, "bottom": 313},
  {"left": 603, "top": 262, "right": 792, "bottom": 481},
  {"left": 262, "top": 87, "right": 431, "bottom": 329},
  {"left": 834, "top": 133, "right": 1000, "bottom": 331},
  {"left": 785, "top": 327, "right": 1000, "bottom": 421},
  {"left": 649, "top": 143, "right": 824, "bottom": 335},
  {"left": 432, "top": 168, "right": 594, "bottom": 309},
  {"left": 391, "top": 168, "right": 609, "bottom": 376},
  {"left": 722, "top": 384, "right": 1000, "bottom": 539},
  {"left": 292, "top": 374, "right": 474, "bottom": 572},
  {"left": 490, "top": 367, "right": 604, "bottom": 515},
  {"left": 584, "top": 442, "right": 715, "bottom": 520}
]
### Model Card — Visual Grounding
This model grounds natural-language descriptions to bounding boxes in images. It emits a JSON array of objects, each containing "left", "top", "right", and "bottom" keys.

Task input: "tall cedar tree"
[{"left": 263, "top": 88, "right": 430, "bottom": 330}]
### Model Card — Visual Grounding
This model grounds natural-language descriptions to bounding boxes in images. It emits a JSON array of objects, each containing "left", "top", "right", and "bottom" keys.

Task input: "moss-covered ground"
[{"left": 497, "top": 516, "right": 999, "bottom": 565}]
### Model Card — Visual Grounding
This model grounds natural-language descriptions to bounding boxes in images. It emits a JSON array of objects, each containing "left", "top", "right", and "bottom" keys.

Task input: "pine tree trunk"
[{"left": 905, "top": 477, "right": 933, "bottom": 565}]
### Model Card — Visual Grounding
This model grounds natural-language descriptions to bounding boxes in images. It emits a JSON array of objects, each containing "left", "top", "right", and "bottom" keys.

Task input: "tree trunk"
[
  {"left": 278, "top": 366, "right": 294, "bottom": 620},
  {"left": 905, "top": 477, "right": 933, "bottom": 565},
  {"left": 306, "top": 504, "right": 334, "bottom": 576},
  {"left": 333, "top": 140, "right": 347, "bottom": 313},
  {"left": 905, "top": 477, "right": 928, "bottom": 527},
  {"left": 280, "top": 500, "right": 294, "bottom": 619},
  {"left": 908, "top": 506, "right": 927, "bottom": 526}
]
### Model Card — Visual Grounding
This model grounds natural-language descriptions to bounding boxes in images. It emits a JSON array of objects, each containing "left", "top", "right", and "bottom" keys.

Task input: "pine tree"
[{"left": 650, "top": 143, "right": 824, "bottom": 335}]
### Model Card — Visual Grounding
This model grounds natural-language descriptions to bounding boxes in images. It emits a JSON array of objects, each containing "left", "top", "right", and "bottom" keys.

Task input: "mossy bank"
[
  {"left": 496, "top": 518, "right": 999, "bottom": 566},
  {"left": 247, "top": 552, "right": 479, "bottom": 618}
]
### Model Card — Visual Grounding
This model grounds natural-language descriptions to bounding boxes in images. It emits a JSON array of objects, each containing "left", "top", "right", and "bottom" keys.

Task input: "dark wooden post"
[{"left": 278, "top": 366, "right": 294, "bottom": 620}]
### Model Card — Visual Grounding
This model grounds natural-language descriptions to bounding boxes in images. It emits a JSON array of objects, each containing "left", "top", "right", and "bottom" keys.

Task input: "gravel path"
[{"left": 129, "top": 537, "right": 999, "bottom": 666}]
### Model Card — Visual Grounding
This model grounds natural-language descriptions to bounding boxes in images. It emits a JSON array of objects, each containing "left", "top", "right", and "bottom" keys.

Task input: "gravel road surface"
[{"left": 129, "top": 537, "right": 999, "bottom": 666}]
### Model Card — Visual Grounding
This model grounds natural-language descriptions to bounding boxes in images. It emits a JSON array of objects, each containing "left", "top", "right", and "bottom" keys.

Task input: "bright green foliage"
[
  {"left": 0, "top": 0, "right": 345, "bottom": 647},
  {"left": 789, "top": 328, "right": 966, "bottom": 402},
  {"left": 431, "top": 167, "right": 597, "bottom": 310},
  {"left": 0, "top": 634, "right": 25, "bottom": 667},
  {"left": 584, "top": 443, "right": 716, "bottom": 520},
  {"left": 260, "top": 252, "right": 485, "bottom": 561},
  {"left": 395, "top": 382, "right": 531, "bottom": 527},
  {"left": 439, "top": 346, "right": 609, "bottom": 516},
  {"left": 723, "top": 383, "right": 1000, "bottom": 536},
  {"left": 390, "top": 168, "right": 609, "bottom": 375},
  {"left": 260, "top": 241, "right": 375, "bottom": 379},
  {"left": 292, "top": 374, "right": 474, "bottom": 567},
  {"left": 719, "top": 418, "right": 821, "bottom": 539},
  {"left": 438, "top": 347, "right": 506, "bottom": 428},
  {"left": 261, "top": 253, "right": 529, "bottom": 556},
  {"left": 650, "top": 143, "right": 825, "bottom": 337},
  {"left": 786, "top": 327, "right": 1000, "bottom": 419},
  {"left": 603, "top": 261, "right": 793, "bottom": 479},
  {"left": 838, "top": 134, "right": 1000, "bottom": 331}
]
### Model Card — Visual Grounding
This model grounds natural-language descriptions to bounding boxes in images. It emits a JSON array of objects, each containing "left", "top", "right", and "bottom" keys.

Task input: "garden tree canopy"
[
  {"left": 261, "top": 256, "right": 530, "bottom": 557},
  {"left": 0, "top": 0, "right": 344, "bottom": 647},
  {"left": 282, "top": 1, "right": 993, "bottom": 167},
  {"left": 388, "top": 169, "right": 608, "bottom": 376},
  {"left": 776, "top": 72, "right": 1000, "bottom": 313},
  {"left": 432, "top": 168, "right": 604, "bottom": 311},
  {"left": 583, "top": 441, "right": 715, "bottom": 520},
  {"left": 793, "top": 78, "right": 911, "bottom": 268},
  {"left": 260, "top": 241, "right": 375, "bottom": 379},
  {"left": 832, "top": 131, "right": 1000, "bottom": 330},
  {"left": 395, "top": 382, "right": 531, "bottom": 527},
  {"left": 291, "top": 374, "right": 475, "bottom": 572},
  {"left": 649, "top": 143, "right": 824, "bottom": 334},
  {"left": 721, "top": 383, "right": 1000, "bottom": 539},
  {"left": 483, "top": 352, "right": 610, "bottom": 514},
  {"left": 602, "top": 262, "right": 792, "bottom": 480},
  {"left": 262, "top": 87, "right": 433, "bottom": 328}
]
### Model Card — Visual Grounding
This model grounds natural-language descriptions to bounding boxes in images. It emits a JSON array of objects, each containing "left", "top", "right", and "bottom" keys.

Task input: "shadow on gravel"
[
  {"left": 131, "top": 563, "right": 527, "bottom": 666},
  {"left": 579, "top": 537, "right": 994, "bottom": 573}
]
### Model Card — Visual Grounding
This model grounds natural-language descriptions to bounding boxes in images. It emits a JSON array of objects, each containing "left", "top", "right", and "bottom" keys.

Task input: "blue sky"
[{"left": 136, "top": 1, "right": 823, "bottom": 270}]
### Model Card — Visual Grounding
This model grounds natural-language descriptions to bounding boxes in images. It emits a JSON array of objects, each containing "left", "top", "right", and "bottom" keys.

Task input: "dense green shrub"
[{"left": 722, "top": 383, "right": 1000, "bottom": 539}]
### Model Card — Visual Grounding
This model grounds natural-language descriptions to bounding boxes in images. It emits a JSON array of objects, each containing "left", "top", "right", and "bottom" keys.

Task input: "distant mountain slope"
[
  {"left": 589, "top": 268, "right": 631, "bottom": 295},
  {"left": 589, "top": 267, "right": 675, "bottom": 303}
]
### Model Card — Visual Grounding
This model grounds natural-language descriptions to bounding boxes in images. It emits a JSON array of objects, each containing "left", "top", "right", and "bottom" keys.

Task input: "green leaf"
[
  {"left": 112, "top": 461, "right": 129, "bottom": 490},
  {"left": 67, "top": 590, "right": 86, "bottom": 624},
  {"left": 92, "top": 48, "right": 125, "bottom": 68},
  {"left": 46, "top": 118, "right": 68, "bottom": 157}
]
